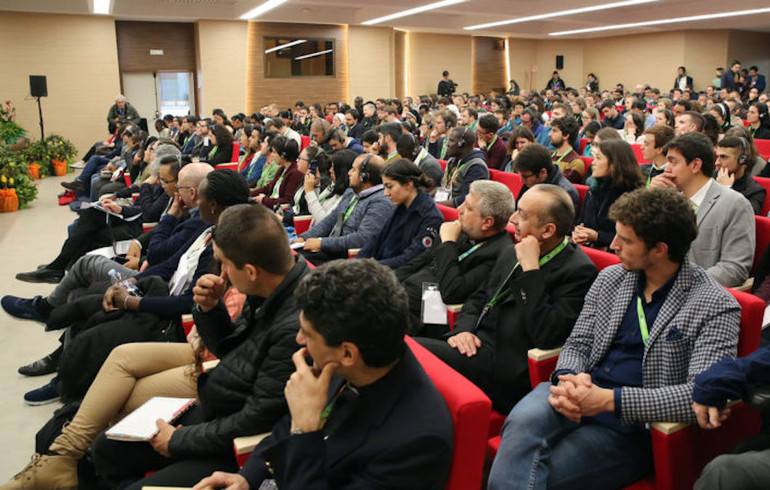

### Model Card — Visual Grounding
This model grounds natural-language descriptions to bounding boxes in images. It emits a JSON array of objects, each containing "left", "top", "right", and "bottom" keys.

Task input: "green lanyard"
[
  {"left": 320, "top": 383, "right": 356, "bottom": 429},
  {"left": 342, "top": 196, "right": 360, "bottom": 223},
  {"left": 481, "top": 134, "right": 498, "bottom": 151},
  {"left": 386, "top": 151, "right": 400, "bottom": 163},
  {"left": 271, "top": 168, "right": 286, "bottom": 198},
  {"left": 318, "top": 186, "right": 333, "bottom": 203},
  {"left": 208, "top": 145, "right": 218, "bottom": 160},
  {"left": 750, "top": 126, "right": 759, "bottom": 138},
  {"left": 485, "top": 237, "right": 569, "bottom": 310},
  {"left": 443, "top": 159, "right": 470, "bottom": 189},
  {"left": 458, "top": 242, "right": 485, "bottom": 261},
  {"left": 552, "top": 150, "right": 570, "bottom": 165},
  {"left": 440, "top": 138, "right": 448, "bottom": 159},
  {"left": 636, "top": 297, "right": 650, "bottom": 346}
]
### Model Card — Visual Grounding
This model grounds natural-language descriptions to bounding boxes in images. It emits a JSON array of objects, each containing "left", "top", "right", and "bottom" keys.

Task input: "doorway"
[{"left": 122, "top": 71, "right": 195, "bottom": 137}]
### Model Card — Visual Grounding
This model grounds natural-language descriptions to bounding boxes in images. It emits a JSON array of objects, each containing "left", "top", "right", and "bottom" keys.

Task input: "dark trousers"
[
  {"left": 90, "top": 406, "right": 240, "bottom": 489},
  {"left": 415, "top": 336, "right": 496, "bottom": 400},
  {"left": 48, "top": 207, "right": 141, "bottom": 271}
]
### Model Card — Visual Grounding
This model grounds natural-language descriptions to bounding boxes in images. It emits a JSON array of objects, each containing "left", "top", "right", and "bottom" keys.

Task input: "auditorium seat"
[
  {"left": 488, "top": 288, "right": 763, "bottom": 490},
  {"left": 300, "top": 135, "right": 311, "bottom": 151},
  {"left": 437, "top": 203, "right": 459, "bottom": 222},
  {"left": 293, "top": 215, "right": 313, "bottom": 235},
  {"left": 489, "top": 168, "right": 522, "bottom": 196},
  {"left": 580, "top": 156, "right": 593, "bottom": 176},
  {"left": 755, "top": 139, "right": 770, "bottom": 161},
  {"left": 574, "top": 183, "right": 589, "bottom": 212},
  {"left": 733, "top": 215, "right": 770, "bottom": 292},
  {"left": 438, "top": 159, "right": 448, "bottom": 171},
  {"left": 754, "top": 176, "right": 770, "bottom": 216},
  {"left": 631, "top": 143, "right": 651, "bottom": 164},
  {"left": 579, "top": 138, "right": 588, "bottom": 155},
  {"left": 230, "top": 142, "right": 240, "bottom": 162}
]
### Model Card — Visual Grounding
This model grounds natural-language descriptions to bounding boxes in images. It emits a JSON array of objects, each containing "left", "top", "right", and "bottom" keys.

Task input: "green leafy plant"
[
  {"left": 45, "top": 134, "right": 77, "bottom": 162},
  {"left": 23, "top": 140, "right": 51, "bottom": 177},
  {"left": 0, "top": 146, "right": 38, "bottom": 208}
]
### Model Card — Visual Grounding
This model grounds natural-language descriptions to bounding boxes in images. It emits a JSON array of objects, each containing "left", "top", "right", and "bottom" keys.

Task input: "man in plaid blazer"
[{"left": 488, "top": 187, "right": 741, "bottom": 490}]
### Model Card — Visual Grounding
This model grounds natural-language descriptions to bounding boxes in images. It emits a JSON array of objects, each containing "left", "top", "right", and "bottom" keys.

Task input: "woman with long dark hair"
[
  {"left": 203, "top": 124, "right": 234, "bottom": 166},
  {"left": 358, "top": 159, "right": 444, "bottom": 268},
  {"left": 251, "top": 135, "right": 303, "bottom": 210},
  {"left": 573, "top": 140, "right": 644, "bottom": 249}
]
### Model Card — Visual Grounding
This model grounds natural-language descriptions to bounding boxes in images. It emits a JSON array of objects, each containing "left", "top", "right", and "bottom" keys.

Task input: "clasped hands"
[
  {"left": 692, "top": 402, "right": 732, "bottom": 430},
  {"left": 549, "top": 373, "right": 615, "bottom": 423}
]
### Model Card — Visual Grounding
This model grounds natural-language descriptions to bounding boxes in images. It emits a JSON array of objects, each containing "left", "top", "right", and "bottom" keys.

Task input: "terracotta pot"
[
  {"left": 51, "top": 159, "right": 67, "bottom": 176},
  {"left": 0, "top": 188, "right": 19, "bottom": 212},
  {"left": 28, "top": 162, "right": 40, "bottom": 180}
]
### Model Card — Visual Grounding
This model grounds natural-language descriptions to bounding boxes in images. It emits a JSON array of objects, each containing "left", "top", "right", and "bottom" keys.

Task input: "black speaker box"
[
  {"left": 30, "top": 75, "right": 47, "bottom": 97},
  {"left": 556, "top": 55, "right": 564, "bottom": 70}
]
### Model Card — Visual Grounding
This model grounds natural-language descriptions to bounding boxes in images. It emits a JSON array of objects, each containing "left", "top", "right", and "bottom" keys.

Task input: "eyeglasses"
[
  {"left": 518, "top": 172, "right": 536, "bottom": 180},
  {"left": 175, "top": 184, "right": 192, "bottom": 190},
  {"left": 161, "top": 178, "right": 177, "bottom": 185}
]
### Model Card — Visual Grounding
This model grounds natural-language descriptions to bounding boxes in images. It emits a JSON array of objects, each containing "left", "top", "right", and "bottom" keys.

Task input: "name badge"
[
  {"left": 434, "top": 188, "right": 450, "bottom": 202},
  {"left": 422, "top": 283, "right": 448, "bottom": 325}
]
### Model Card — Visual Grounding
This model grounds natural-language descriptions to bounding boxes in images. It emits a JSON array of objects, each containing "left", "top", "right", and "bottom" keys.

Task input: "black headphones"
[
  {"left": 405, "top": 132, "right": 420, "bottom": 159},
  {"left": 738, "top": 137, "right": 749, "bottom": 165},
  {"left": 758, "top": 103, "right": 769, "bottom": 122},
  {"left": 456, "top": 125, "right": 473, "bottom": 148},
  {"left": 359, "top": 154, "right": 372, "bottom": 182}
]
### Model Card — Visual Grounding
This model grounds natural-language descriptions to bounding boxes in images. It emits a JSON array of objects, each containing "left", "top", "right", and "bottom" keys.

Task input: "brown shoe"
[{"left": 0, "top": 454, "right": 78, "bottom": 489}]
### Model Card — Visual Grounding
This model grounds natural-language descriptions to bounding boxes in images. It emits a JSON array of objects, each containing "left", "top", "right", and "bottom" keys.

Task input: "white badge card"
[
  {"left": 421, "top": 283, "right": 448, "bottom": 325},
  {"left": 434, "top": 187, "right": 450, "bottom": 203}
]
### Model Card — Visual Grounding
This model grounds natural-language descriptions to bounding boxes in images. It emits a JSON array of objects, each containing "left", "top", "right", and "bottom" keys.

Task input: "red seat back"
[
  {"left": 754, "top": 177, "right": 770, "bottom": 216},
  {"left": 438, "top": 159, "right": 448, "bottom": 171},
  {"left": 756, "top": 139, "right": 770, "bottom": 160},
  {"left": 300, "top": 135, "right": 311, "bottom": 151},
  {"left": 579, "top": 156, "right": 593, "bottom": 176},
  {"left": 579, "top": 138, "right": 588, "bottom": 155},
  {"left": 437, "top": 203, "right": 459, "bottom": 222},
  {"left": 405, "top": 337, "right": 492, "bottom": 490},
  {"left": 489, "top": 168, "right": 522, "bottom": 196},
  {"left": 230, "top": 142, "right": 240, "bottom": 162},
  {"left": 631, "top": 144, "right": 651, "bottom": 164},
  {"left": 574, "top": 184, "right": 589, "bottom": 212},
  {"left": 727, "top": 288, "right": 763, "bottom": 357},
  {"left": 579, "top": 245, "right": 620, "bottom": 271}
]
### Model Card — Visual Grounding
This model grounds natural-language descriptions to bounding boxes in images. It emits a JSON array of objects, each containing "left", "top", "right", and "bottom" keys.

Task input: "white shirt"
[{"left": 690, "top": 178, "right": 713, "bottom": 209}]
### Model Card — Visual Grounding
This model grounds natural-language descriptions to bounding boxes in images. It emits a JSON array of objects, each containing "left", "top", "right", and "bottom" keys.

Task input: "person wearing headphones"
[
  {"left": 251, "top": 135, "right": 303, "bottom": 211},
  {"left": 474, "top": 114, "right": 507, "bottom": 170},
  {"left": 397, "top": 132, "right": 444, "bottom": 184},
  {"left": 328, "top": 129, "right": 364, "bottom": 154},
  {"left": 376, "top": 122, "right": 403, "bottom": 164},
  {"left": 309, "top": 118, "right": 333, "bottom": 153},
  {"left": 715, "top": 136, "right": 766, "bottom": 215},
  {"left": 747, "top": 102, "right": 770, "bottom": 140},
  {"left": 357, "top": 159, "right": 444, "bottom": 269},
  {"left": 426, "top": 109, "right": 457, "bottom": 160},
  {"left": 294, "top": 154, "right": 394, "bottom": 265},
  {"left": 436, "top": 125, "right": 489, "bottom": 208}
]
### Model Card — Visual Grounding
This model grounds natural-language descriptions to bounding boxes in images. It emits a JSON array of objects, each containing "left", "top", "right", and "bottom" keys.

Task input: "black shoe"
[
  {"left": 18, "top": 354, "right": 59, "bottom": 376},
  {"left": 15, "top": 268, "right": 65, "bottom": 284},
  {"left": 60, "top": 180, "right": 84, "bottom": 193},
  {"left": 1, "top": 295, "right": 49, "bottom": 323}
]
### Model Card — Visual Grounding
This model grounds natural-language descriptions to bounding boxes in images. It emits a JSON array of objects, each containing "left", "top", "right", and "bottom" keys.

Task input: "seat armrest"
[
  {"left": 447, "top": 304, "right": 463, "bottom": 313},
  {"left": 527, "top": 347, "right": 563, "bottom": 361},
  {"left": 142, "top": 222, "right": 158, "bottom": 232},
  {"left": 233, "top": 433, "right": 271, "bottom": 456},
  {"left": 202, "top": 359, "right": 220, "bottom": 372},
  {"left": 293, "top": 215, "right": 313, "bottom": 222},
  {"left": 733, "top": 277, "right": 754, "bottom": 292},
  {"left": 348, "top": 248, "right": 360, "bottom": 258}
]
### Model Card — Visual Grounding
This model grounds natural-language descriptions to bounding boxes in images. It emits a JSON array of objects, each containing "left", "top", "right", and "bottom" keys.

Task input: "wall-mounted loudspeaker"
[{"left": 556, "top": 55, "right": 564, "bottom": 70}]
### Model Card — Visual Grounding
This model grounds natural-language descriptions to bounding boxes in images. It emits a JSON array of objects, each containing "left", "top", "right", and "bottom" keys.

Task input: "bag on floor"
[{"left": 35, "top": 400, "right": 81, "bottom": 454}]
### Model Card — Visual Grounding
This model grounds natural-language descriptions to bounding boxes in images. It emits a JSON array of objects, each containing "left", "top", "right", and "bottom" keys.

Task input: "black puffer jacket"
[{"left": 167, "top": 258, "right": 308, "bottom": 458}]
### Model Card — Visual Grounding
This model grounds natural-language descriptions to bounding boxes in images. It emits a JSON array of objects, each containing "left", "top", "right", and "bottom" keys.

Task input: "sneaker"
[
  {"left": 1, "top": 295, "right": 49, "bottom": 323},
  {"left": 24, "top": 377, "right": 60, "bottom": 406},
  {"left": 15, "top": 268, "right": 65, "bottom": 284},
  {"left": 18, "top": 354, "right": 59, "bottom": 377},
  {"left": 69, "top": 161, "right": 85, "bottom": 169},
  {"left": 0, "top": 453, "right": 78, "bottom": 489},
  {"left": 60, "top": 180, "right": 84, "bottom": 193}
]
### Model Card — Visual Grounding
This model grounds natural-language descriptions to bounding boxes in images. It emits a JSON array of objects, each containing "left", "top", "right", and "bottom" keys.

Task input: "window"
[
  {"left": 264, "top": 38, "right": 335, "bottom": 78},
  {"left": 158, "top": 72, "right": 193, "bottom": 117}
]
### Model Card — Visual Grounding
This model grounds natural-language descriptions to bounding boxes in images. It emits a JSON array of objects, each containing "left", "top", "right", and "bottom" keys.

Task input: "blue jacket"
[
  {"left": 358, "top": 191, "right": 444, "bottom": 269},
  {"left": 144, "top": 209, "right": 208, "bottom": 266},
  {"left": 302, "top": 186, "right": 394, "bottom": 256},
  {"left": 693, "top": 344, "right": 770, "bottom": 409}
]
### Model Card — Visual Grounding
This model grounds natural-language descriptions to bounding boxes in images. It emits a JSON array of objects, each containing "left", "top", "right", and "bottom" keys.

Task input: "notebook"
[{"left": 105, "top": 396, "right": 196, "bottom": 442}]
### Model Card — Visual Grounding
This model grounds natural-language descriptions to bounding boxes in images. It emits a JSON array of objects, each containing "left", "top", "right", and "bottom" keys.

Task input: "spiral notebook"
[{"left": 105, "top": 396, "right": 196, "bottom": 442}]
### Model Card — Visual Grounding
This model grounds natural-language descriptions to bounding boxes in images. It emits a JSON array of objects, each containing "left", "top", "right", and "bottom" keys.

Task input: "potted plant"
[
  {"left": 0, "top": 100, "right": 25, "bottom": 146},
  {"left": 23, "top": 140, "right": 49, "bottom": 179},
  {"left": 45, "top": 134, "right": 77, "bottom": 176}
]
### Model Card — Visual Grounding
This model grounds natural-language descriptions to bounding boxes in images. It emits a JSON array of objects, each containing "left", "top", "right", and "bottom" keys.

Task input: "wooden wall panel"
[
  {"left": 394, "top": 30, "right": 406, "bottom": 99},
  {"left": 407, "top": 33, "right": 472, "bottom": 98},
  {"left": 246, "top": 22, "right": 349, "bottom": 112},
  {"left": 473, "top": 36, "right": 506, "bottom": 95},
  {"left": 348, "top": 26, "right": 395, "bottom": 102},
  {"left": 116, "top": 21, "right": 196, "bottom": 72}
]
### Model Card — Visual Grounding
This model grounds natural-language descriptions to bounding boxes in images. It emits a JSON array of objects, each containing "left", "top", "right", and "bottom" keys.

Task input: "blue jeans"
[
  {"left": 77, "top": 155, "right": 110, "bottom": 194},
  {"left": 487, "top": 383, "right": 653, "bottom": 490}
]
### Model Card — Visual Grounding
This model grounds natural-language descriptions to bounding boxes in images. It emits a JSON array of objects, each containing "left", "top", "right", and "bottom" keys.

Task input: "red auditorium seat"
[
  {"left": 230, "top": 142, "right": 240, "bottom": 162},
  {"left": 300, "top": 135, "right": 311, "bottom": 151},
  {"left": 631, "top": 143, "right": 651, "bottom": 164},
  {"left": 755, "top": 139, "right": 770, "bottom": 161},
  {"left": 293, "top": 215, "right": 313, "bottom": 235},
  {"left": 579, "top": 138, "right": 588, "bottom": 155},
  {"left": 489, "top": 168, "right": 522, "bottom": 196},
  {"left": 580, "top": 156, "right": 593, "bottom": 176},
  {"left": 754, "top": 176, "right": 770, "bottom": 216},
  {"left": 753, "top": 215, "right": 770, "bottom": 273},
  {"left": 437, "top": 203, "right": 459, "bottom": 222},
  {"left": 438, "top": 159, "right": 448, "bottom": 171},
  {"left": 574, "top": 183, "right": 589, "bottom": 212}
]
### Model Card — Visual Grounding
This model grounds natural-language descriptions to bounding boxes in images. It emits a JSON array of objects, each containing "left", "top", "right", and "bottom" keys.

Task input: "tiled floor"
[{"left": 0, "top": 173, "right": 79, "bottom": 479}]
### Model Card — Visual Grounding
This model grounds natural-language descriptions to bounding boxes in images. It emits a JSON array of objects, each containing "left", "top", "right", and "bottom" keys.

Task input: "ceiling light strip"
[
  {"left": 295, "top": 49, "right": 333, "bottom": 60},
  {"left": 265, "top": 39, "right": 307, "bottom": 54},
  {"left": 362, "top": 0, "right": 467, "bottom": 26},
  {"left": 93, "top": 0, "right": 111, "bottom": 15},
  {"left": 240, "top": 0, "right": 289, "bottom": 20},
  {"left": 464, "top": 0, "right": 658, "bottom": 30},
  {"left": 549, "top": 7, "right": 770, "bottom": 36}
]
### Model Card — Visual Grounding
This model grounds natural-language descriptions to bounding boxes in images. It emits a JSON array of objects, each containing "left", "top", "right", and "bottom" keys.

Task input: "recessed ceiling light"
[
  {"left": 465, "top": 0, "right": 658, "bottom": 30},
  {"left": 549, "top": 7, "right": 770, "bottom": 36},
  {"left": 362, "top": 0, "right": 467, "bottom": 26},
  {"left": 295, "top": 49, "right": 333, "bottom": 61},
  {"left": 265, "top": 39, "right": 307, "bottom": 54},
  {"left": 240, "top": 0, "right": 289, "bottom": 20},
  {"left": 93, "top": 0, "right": 111, "bottom": 15}
]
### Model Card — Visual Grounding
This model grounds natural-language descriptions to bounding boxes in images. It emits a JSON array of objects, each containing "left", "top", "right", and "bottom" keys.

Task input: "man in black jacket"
[
  {"left": 438, "top": 70, "right": 457, "bottom": 97},
  {"left": 194, "top": 259, "right": 453, "bottom": 490},
  {"left": 417, "top": 184, "right": 597, "bottom": 413},
  {"left": 514, "top": 143, "right": 579, "bottom": 212},
  {"left": 397, "top": 180, "right": 515, "bottom": 337}
]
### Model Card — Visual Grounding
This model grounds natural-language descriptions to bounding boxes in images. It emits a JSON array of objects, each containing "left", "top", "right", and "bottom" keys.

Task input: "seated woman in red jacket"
[
  {"left": 251, "top": 135, "right": 303, "bottom": 211},
  {"left": 358, "top": 159, "right": 444, "bottom": 268}
]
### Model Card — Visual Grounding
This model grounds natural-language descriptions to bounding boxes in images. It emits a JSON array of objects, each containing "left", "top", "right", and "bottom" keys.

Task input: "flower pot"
[
  {"left": 27, "top": 162, "right": 40, "bottom": 180},
  {"left": 0, "top": 188, "right": 19, "bottom": 212},
  {"left": 51, "top": 159, "right": 67, "bottom": 176}
]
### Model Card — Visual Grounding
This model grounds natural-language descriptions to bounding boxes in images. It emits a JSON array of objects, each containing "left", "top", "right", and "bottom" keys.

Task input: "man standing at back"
[
  {"left": 651, "top": 133, "right": 755, "bottom": 287},
  {"left": 488, "top": 187, "right": 741, "bottom": 490},
  {"left": 438, "top": 70, "right": 456, "bottom": 97}
]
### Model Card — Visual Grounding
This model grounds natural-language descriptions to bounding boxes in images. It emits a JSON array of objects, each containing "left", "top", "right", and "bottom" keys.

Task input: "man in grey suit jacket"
[
  {"left": 650, "top": 132, "right": 755, "bottom": 287},
  {"left": 295, "top": 154, "right": 393, "bottom": 264},
  {"left": 488, "top": 187, "right": 740, "bottom": 490}
]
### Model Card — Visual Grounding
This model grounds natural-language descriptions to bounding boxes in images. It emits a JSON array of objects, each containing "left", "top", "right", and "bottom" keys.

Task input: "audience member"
[
  {"left": 397, "top": 132, "right": 444, "bottom": 184},
  {"left": 747, "top": 102, "right": 770, "bottom": 140},
  {"left": 436, "top": 126, "right": 489, "bottom": 208},
  {"left": 328, "top": 128, "right": 364, "bottom": 154},
  {"left": 550, "top": 116, "right": 585, "bottom": 184},
  {"left": 417, "top": 184, "right": 597, "bottom": 413},
  {"left": 301, "top": 148, "right": 352, "bottom": 225},
  {"left": 107, "top": 94, "right": 141, "bottom": 133},
  {"left": 201, "top": 124, "right": 234, "bottom": 166},
  {"left": 715, "top": 136, "right": 766, "bottom": 214},
  {"left": 503, "top": 125, "right": 535, "bottom": 171},
  {"left": 601, "top": 99, "right": 626, "bottom": 130},
  {"left": 674, "top": 111, "right": 706, "bottom": 136},
  {"left": 488, "top": 187, "right": 741, "bottom": 490},
  {"left": 514, "top": 143, "right": 579, "bottom": 211},
  {"left": 251, "top": 136, "right": 303, "bottom": 211},
  {"left": 474, "top": 113, "right": 506, "bottom": 170},
  {"left": 640, "top": 125, "right": 676, "bottom": 187}
]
